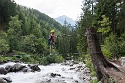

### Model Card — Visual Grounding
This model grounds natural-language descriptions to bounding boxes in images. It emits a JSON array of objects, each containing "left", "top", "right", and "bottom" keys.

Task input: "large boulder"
[
  {"left": 4, "top": 63, "right": 41, "bottom": 73},
  {"left": 5, "top": 63, "right": 26, "bottom": 72},
  {"left": 5, "top": 65, "right": 12, "bottom": 73},
  {"left": 0, "top": 67, "right": 7, "bottom": 75},
  {"left": 1, "top": 62, "right": 41, "bottom": 75},
  {"left": 11, "top": 63, "right": 26, "bottom": 72}
]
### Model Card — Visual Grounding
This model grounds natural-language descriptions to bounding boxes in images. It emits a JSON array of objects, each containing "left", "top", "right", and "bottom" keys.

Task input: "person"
[{"left": 49, "top": 29, "right": 56, "bottom": 55}]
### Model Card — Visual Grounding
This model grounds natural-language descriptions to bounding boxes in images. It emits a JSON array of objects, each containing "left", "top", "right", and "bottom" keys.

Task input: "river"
[{"left": 0, "top": 61, "right": 91, "bottom": 83}]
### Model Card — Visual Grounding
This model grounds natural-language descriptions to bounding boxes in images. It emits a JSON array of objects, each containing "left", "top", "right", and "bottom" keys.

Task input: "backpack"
[
  {"left": 48, "top": 38, "right": 51, "bottom": 45},
  {"left": 48, "top": 35, "right": 51, "bottom": 45}
]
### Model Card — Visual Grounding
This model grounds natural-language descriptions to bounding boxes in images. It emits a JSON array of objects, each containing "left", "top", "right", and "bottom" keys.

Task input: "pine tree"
[{"left": 0, "top": 0, "right": 16, "bottom": 30}]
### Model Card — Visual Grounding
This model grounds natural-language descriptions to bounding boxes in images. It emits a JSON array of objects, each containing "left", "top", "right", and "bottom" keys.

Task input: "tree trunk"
[
  {"left": 85, "top": 27, "right": 125, "bottom": 82},
  {"left": 86, "top": 27, "right": 109, "bottom": 81},
  {"left": 124, "top": 0, "right": 125, "bottom": 32}
]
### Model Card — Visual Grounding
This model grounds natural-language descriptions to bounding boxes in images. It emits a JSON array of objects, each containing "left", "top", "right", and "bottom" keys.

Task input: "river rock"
[
  {"left": 1, "top": 62, "right": 41, "bottom": 74},
  {"left": 5, "top": 64, "right": 26, "bottom": 73},
  {"left": 50, "top": 73, "right": 61, "bottom": 77},
  {"left": 28, "top": 64, "right": 41, "bottom": 72},
  {"left": 3, "top": 77, "right": 12, "bottom": 83},
  {"left": 12, "top": 63, "right": 26, "bottom": 72},
  {"left": 0, "top": 67, "right": 7, "bottom": 74},
  {"left": 0, "top": 77, "right": 7, "bottom": 83},
  {"left": 22, "top": 67, "right": 28, "bottom": 72},
  {"left": 5, "top": 65, "right": 12, "bottom": 73}
]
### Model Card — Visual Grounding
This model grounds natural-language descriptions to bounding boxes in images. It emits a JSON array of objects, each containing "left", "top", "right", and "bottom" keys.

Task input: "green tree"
[
  {"left": 95, "top": 0, "right": 122, "bottom": 35},
  {"left": 0, "top": 0, "right": 16, "bottom": 30},
  {"left": 77, "top": 0, "right": 94, "bottom": 54},
  {"left": 0, "top": 30, "right": 9, "bottom": 55},
  {"left": 97, "top": 15, "right": 111, "bottom": 36},
  {"left": 7, "top": 15, "right": 22, "bottom": 52}
]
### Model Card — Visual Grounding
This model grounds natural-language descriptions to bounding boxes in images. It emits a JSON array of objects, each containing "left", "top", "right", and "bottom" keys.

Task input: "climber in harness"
[{"left": 48, "top": 29, "right": 57, "bottom": 55}]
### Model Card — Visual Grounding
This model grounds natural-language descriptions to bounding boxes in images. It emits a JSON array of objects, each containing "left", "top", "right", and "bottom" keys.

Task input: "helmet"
[{"left": 51, "top": 30, "right": 55, "bottom": 33}]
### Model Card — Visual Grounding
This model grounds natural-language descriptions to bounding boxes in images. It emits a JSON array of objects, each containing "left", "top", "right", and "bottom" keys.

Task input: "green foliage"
[
  {"left": 0, "top": 0, "right": 74, "bottom": 66},
  {"left": 84, "top": 54, "right": 95, "bottom": 72},
  {"left": 18, "top": 55, "right": 32, "bottom": 62},
  {"left": 76, "top": 0, "right": 94, "bottom": 54},
  {"left": 54, "top": 55, "right": 64, "bottom": 63},
  {"left": 6, "top": 6, "right": 62, "bottom": 55},
  {"left": 20, "top": 34, "right": 49, "bottom": 55},
  {"left": 7, "top": 15, "right": 22, "bottom": 51},
  {"left": 91, "top": 71, "right": 96, "bottom": 77},
  {"left": 0, "top": 39, "right": 9, "bottom": 54},
  {"left": 105, "top": 34, "right": 117, "bottom": 54},
  {"left": 82, "top": 53, "right": 97, "bottom": 83},
  {"left": 76, "top": 54, "right": 85, "bottom": 62},
  {"left": 13, "top": 5, "right": 62, "bottom": 56},
  {"left": 90, "top": 78, "right": 98, "bottom": 83},
  {"left": 0, "top": 0, "right": 62, "bottom": 60},
  {"left": 101, "top": 33, "right": 125, "bottom": 58},
  {"left": 77, "top": 0, "right": 125, "bottom": 82},
  {"left": 77, "top": 0, "right": 124, "bottom": 59},
  {"left": 14, "top": 53, "right": 44, "bottom": 64},
  {"left": 57, "top": 21, "right": 78, "bottom": 56},
  {"left": 98, "top": 15, "right": 111, "bottom": 36},
  {"left": 47, "top": 55, "right": 64, "bottom": 64},
  {"left": 0, "top": 31, "right": 9, "bottom": 54},
  {"left": 101, "top": 45, "right": 112, "bottom": 59},
  {"left": 0, "top": 0, "right": 16, "bottom": 25},
  {"left": 86, "top": 60, "right": 94, "bottom": 71},
  {"left": 84, "top": 53, "right": 97, "bottom": 80},
  {"left": 0, "top": 54, "right": 64, "bottom": 65},
  {"left": 0, "top": 56, "right": 17, "bottom": 62}
]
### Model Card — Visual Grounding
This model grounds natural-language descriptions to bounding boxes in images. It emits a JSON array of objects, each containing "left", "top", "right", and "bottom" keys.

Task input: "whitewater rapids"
[{"left": 0, "top": 61, "right": 91, "bottom": 83}]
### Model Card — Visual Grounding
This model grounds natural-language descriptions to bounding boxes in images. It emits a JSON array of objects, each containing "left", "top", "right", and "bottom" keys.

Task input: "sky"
[{"left": 14, "top": 0, "right": 83, "bottom": 21}]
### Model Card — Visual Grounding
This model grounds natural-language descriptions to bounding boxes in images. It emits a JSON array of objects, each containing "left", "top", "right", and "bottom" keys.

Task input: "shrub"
[
  {"left": 0, "top": 52, "right": 64, "bottom": 65},
  {"left": 90, "top": 78, "right": 98, "bottom": 83},
  {"left": 0, "top": 56, "right": 17, "bottom": 62},
  {"left": 0, "top": 31, "right": 9, "bottom": 55},
  {"left": 101, "top": 45, "right": 112, "bottom": 59},
  {"left": 86, "top": 60, "right": 92, "bottom": 68},
  {"left": 47, "top": 55, "right": 64, "bottom": 64},
  {"left": 54, "top": 55, "right": 64, "bottom": 63},
  {"left": 91, "top": 71, "right": 96, "bottom": 77}
]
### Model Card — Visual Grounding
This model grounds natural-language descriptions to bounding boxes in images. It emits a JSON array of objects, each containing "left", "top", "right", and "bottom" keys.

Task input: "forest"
[
  {"left": 0, "top": 0, "right": 125, "bottom": 82},
  {"left": 0, "top": 0, "right": 79, "bottom": 63},
  {"left": 77, "top": 0, "right": 125, "bottom": 58},
  {"left": 77, "top": 0, "right": 125, "bottom": 82}
]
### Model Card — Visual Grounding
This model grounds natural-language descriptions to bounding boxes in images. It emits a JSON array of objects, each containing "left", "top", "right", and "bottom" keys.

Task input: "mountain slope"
[
  {"left": 0, "top": 1, "right": 63, "bottom": 55},
  {"left": 54, "top": 15, "right": 75, "bottom": 26}
]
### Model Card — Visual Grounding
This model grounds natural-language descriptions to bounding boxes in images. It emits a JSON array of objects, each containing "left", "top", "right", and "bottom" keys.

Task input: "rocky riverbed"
[{"left": 0, "top": 60, "right": 92, "bottom": 83}]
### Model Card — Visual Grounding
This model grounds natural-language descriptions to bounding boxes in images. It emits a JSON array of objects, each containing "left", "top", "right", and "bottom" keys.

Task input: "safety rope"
[
  {"left": 48, "top": 31, "right": 102, "bottom": 56},
  {"left": 57, "top": 34, "right": 85, "bottom": 37}
]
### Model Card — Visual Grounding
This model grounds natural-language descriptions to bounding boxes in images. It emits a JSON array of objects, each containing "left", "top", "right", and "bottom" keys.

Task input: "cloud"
[{"left": 14, "top": 0, "right": 83, "bottom": 20}]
